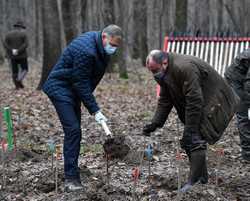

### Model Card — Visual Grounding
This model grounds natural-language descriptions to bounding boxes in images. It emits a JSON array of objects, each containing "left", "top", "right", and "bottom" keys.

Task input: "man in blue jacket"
[{"left": 43, "top": 25, "right": 122, "bottom": 192}]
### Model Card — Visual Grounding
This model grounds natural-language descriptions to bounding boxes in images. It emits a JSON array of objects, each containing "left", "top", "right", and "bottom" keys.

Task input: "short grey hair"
[
  {"left": 147, "top": 50, "right": 168, "bottom": 64},
  {"left": 102, "top": 24, "right": 123, "bottom": 38}
]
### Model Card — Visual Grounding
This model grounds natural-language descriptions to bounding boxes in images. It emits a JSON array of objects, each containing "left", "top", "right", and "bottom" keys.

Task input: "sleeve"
[
  {"left": 18, "top": 33, "right": 28, "bottom": 53},
  {"left": 71, "top": 53, "right": 100, "bottom": 114},
  {"left": 152, "top": 86, "right": 173, "bottom": 127},
  {"left": 3, "top": 35, "right": 12, "bottom": 51},
  {"left": 182, "top": 64, "right": 204, "bottom": 133},
  {"left": 231, "top": 80, "right": 244, "bottom": 98}
]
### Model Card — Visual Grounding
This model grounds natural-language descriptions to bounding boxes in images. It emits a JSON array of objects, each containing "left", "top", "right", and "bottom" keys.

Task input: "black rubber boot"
[{"left": 180, "top": 149, "right": 208, "bottom": 193}]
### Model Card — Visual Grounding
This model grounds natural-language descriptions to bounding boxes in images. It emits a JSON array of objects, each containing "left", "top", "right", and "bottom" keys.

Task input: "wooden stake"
[
  {"left": 176, "top": 118, "right": 182, "bottom": 200},
  {"left": 106, "top": 154, "right": 110, "bottom": 186}
]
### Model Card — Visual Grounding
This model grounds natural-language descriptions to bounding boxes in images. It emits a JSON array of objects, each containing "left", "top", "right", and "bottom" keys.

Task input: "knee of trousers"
[
  {"left": 180, "top": 139, "right": 207, "bottom": 153},
  {"left": 64, "top": 123, "right": 82, "bottom": 138}
]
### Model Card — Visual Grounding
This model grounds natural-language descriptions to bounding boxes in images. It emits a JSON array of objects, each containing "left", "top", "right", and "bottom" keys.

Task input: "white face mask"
[{"left": 104, "top": 40, "right": 117, "bottom": 55}]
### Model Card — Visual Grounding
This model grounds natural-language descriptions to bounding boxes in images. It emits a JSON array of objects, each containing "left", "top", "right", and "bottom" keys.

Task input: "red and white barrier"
[
  {"left": 156, "top": 36, "right": 250, "bottom": 97},
  {"left": 163, "top": 36, "right": 250, "bottom": 76}
]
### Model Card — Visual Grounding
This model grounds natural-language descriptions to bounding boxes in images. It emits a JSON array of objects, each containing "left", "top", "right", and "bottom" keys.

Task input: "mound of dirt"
[{"left": 103, "top": 135, "right": 130, "bottom": 159}]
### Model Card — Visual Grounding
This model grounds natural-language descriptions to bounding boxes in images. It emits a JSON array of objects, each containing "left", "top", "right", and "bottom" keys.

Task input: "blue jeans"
[{"left": 51, "top": 98, "right": 82, "bottom": 180}]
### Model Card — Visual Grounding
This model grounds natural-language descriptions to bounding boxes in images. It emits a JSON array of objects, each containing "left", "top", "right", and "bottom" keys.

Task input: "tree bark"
[
  {"left": 175, "top": 0, "right": 187, "bottom": 33},
  {"left": 61, "top": 0, "right": 80, "bottom": 44},
  {"left": 0, "top": 0, "right": 5, "bottom": 64},
  {"left": 37, "top": 0, "right": 62, "bottom": 90},
  {"left": 114, "top": 0, "right": 128, "bottom": 78},
  {"left": 101, "top": 0, "right": 116, "bottom": 73},
  {"left": 133, "top": 0, "right": 148, "bottom": 65},
  {"left": 80, "top": 0, "right": 88, "bottom": 33}
]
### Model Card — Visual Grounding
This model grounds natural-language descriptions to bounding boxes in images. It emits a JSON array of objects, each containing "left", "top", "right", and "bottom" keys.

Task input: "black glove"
[{"left": 142, "top": 123, "right": 158, "bottom": 136}]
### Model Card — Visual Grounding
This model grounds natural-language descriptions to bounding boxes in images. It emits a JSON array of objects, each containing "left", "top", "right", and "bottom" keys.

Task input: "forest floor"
[{"left": 0, "top": 60, "right": 250, "bottom": 201}]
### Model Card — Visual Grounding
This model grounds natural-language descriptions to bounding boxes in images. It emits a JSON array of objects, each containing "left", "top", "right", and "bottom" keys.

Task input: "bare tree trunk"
[
  {"left": 61, "top": 0, "right": 80, "bottom": 44},
  {"left": 146, "top": 0, "right": 166, "bottom": 50},
  {"left": 243, "top": 0, "right": 250, "bottom": 35},
  {"left": 37, "top": 0, "right": 62, "bottom": 90},
  {"left": 0, "top": 0, "right": 5, "bottom": 64},
  {"left": 101, "top": 0, "right": 116, "bottom": 73},
  {"left": 133, "top": 0, "right": 148, "bottom": 66},
  {"left": 0, "top": 42, "right": 4, "bottom": 65},
  {"left": 175, "top": 0, "right": 187, "bottom": 33},
  {"left": 34, "top": 0, "right": 43, "bottom": 61},
  {"left": 80, "top": 0, "right": 88, "bottom": 33},
  {"left": 114, "top": 0, "right": 128, "bottom": 79},
  {"left": 187, "top": 0, "right": 209, "bottom": 36}
]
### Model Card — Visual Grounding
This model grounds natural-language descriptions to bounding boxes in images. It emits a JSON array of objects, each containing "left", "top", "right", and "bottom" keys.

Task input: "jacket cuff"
[{"left": 89, "top": 106, "right": 100, "bottom": 115}]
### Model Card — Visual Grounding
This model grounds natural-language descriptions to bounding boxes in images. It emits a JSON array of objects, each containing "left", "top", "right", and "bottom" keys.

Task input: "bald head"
[{"left": 146, "top": 50, "right": 168, "bottom": 73}]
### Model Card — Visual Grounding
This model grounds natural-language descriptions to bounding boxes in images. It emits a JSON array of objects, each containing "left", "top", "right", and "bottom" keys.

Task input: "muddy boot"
[
  {"left": 64, "top": 179, "right": 84, "bottom": 192},
  {"left": 180, "top": 149, "right": 208, "bottom": 193}
]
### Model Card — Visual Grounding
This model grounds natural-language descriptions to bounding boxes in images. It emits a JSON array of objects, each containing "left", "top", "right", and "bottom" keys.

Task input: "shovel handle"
[{"left": 101, "top": 120, "right": 112, "bottom": 137}]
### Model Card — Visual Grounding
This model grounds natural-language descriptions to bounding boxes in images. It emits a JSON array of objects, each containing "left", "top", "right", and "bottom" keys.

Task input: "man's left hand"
[{"left": 142, "top": 123, "right": 158, "bottom": 136}]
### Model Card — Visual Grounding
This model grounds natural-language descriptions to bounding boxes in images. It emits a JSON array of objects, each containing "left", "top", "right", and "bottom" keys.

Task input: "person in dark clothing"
[
  {"left": 43, "top": 25, "right": 122, "bottom": 192},
  {"left": 143, "top": 50, "right": 239, "bottom": 192},
  {"left": 3, "top": 21, "right": 29, "bottom": 89},
  {"left": 224, "top": 48, "right": 250, "bottom": 162}
]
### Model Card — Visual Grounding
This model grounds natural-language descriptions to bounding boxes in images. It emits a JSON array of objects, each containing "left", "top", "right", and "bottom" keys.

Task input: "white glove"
[
  {"left": 95, "top": 111, "right": 107, "bottom": 124},
  {"left": 12, "top": 49, "right": 18, "bottom": 55}
]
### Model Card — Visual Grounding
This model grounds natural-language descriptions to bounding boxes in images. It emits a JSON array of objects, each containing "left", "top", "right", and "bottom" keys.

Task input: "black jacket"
[
  {"left": 224, "top": 48, "right": 250, "bottom": 111},
  {"left": 3, "top": 29, "right": 28, "bottom": 59}
]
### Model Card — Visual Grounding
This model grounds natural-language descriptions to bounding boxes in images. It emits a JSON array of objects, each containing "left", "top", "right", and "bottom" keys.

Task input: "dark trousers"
[
  {"left": 10, "top": 58, "right": 28, "bottom": 89},
  {"left": 180, "top": 130, "right": 207, "bottom": 154},
  {"left": 226, "top": 80, "right": 250, "bottom": 160},
  {"left": 51, "top": 98, "right": 82, "bottom": 180},
  {"left": 236, "top": 108, "right": 250, "bottom": 160}
]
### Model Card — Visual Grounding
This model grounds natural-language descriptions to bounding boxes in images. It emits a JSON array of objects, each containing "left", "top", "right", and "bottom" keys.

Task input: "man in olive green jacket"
[
  {"left": 143, "top": 50, "right": 239, "bottom": 192},
  {"left": 3, "top": 21, "right": 29, "bottom": 89}
]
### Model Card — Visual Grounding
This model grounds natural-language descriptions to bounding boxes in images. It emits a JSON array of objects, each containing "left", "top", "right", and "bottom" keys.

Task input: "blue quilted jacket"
[{"left": 42, "top": 31, "right": 110, "bottom": 114}]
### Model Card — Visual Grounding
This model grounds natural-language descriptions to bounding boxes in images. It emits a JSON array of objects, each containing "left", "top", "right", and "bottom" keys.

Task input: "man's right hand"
[
  {"left": 95, "top": 111, "right": 107, "bottom": 124},
  {"left": 142, "top": 123, "right": 158, "bottom": 136},
  {"left": 12, "top": 49, "right": 18, "bottom": 55}
]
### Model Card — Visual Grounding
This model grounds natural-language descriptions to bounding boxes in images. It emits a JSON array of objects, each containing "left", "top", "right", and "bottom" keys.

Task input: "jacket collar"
[
  {"left": 95, "top": 31, "right": 109, "bottom": 61},
  {"left": 162, "top": 53, "right": 178, "bottom": 84}
]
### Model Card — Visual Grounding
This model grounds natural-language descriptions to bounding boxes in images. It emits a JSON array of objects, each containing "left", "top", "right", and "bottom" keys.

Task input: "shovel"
[
  {"left": 101, "top": 120, "right": 130, "bottom": 159},
  {"left": 100, "top": 120, "right": 113, "bottom": 138}
]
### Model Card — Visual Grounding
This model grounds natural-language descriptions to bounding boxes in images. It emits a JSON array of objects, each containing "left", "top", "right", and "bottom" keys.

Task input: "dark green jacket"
[
  {"left": 152, "top": 53, "right": 239, "bottom": 144},
  {"left": 3, "top": 29, "right": 28, "bottom": 59},
  {"left": 224, "top": 48, "right": 250, "bottom": 111}
]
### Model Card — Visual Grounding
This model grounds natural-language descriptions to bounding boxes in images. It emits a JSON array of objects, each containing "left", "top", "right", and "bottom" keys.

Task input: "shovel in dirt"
[{"left": 101, "top": 120, "right": 130, "bottom": 159}]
